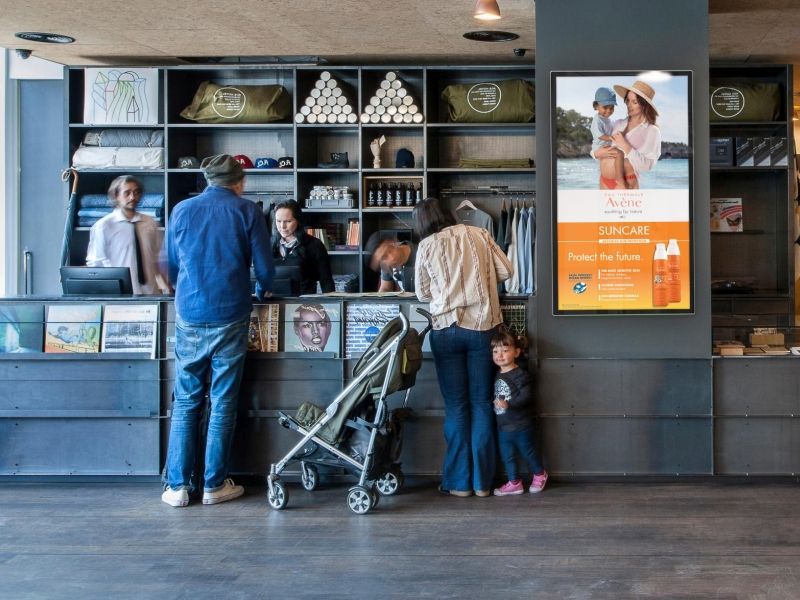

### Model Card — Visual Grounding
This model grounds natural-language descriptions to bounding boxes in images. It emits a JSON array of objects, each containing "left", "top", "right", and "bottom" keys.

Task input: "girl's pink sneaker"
[
  {"left": 529, "top": 470, "right": 548, "bottom": 493},
  {"left": 493, "top": 480, "right": 524, "bottom": 496}
]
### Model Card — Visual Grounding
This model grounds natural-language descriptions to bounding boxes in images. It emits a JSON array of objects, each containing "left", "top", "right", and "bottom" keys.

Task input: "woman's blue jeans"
[
  {"left": 430, "top": 324, "right": 498, "bottom": 492},
  {"left": 165, "top": 316, "right": 249, "bottom": 491}
]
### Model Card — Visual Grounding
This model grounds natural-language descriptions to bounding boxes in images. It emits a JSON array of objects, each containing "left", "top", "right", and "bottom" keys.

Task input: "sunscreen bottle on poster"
[
  {"left": 652, "top": 243, "right": 668, "bottom": 307},
  {"left": 666, "top": 238, "right": 681, "bottom": 303}
]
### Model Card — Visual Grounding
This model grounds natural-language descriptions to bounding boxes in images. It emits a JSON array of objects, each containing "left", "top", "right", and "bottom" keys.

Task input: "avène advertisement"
[{"left": 551, "top": 70, "right": 693, "bottom": 315}]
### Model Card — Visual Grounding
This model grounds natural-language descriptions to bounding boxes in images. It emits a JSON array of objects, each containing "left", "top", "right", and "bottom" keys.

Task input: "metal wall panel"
[
  {"left": 0, "top": 418, "right": 159, "bottom": 475},
  {"left": 716, "top": 418, "right": 800, "bottom": 474},
  {"left": 538, "top": 359, "right": 712, "bottom": 416},
  {"left": 540, "top": 416, "right": 713, "bottom": 475},
  {"left": 714, "top": 358, "right": 800, "bottom": 415}
]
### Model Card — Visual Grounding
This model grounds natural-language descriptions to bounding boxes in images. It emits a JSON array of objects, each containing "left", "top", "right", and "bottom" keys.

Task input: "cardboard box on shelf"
[{"left": 749, "top": 333, "right": 785, "bottom": 347}]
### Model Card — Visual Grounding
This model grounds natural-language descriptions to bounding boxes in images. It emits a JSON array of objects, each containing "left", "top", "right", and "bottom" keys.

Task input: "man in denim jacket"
[{"left": 162, "top": 154, "right": 273, "bottom": 507}]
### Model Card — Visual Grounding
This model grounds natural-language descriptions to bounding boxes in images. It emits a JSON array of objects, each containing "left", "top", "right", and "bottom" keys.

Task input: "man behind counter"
[
  {"left": 162, "top": 154, "right": 273, "bottom": 508},
  {"left": 85, "top": 175, "right": 164, "bottom": 295},
  {"left": 364, "top": 231, "right": 416, "bottom": 293}
]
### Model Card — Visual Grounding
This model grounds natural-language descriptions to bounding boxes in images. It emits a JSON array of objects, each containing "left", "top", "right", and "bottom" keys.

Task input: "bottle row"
[{"left": 366, "top": 181, "right": 423, "bottom": 208}]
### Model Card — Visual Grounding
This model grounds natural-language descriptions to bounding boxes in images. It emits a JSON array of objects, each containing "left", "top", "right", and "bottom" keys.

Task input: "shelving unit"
[
  {"left": 708, "top": 64, "right": 795, "bottom": 340},
  {"left": 64, "top": 64, "right": 536, "bottom": 293}
]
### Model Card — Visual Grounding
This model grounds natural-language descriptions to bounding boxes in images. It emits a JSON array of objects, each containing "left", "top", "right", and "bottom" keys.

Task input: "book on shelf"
[
  {"left": 248, "top": 304, "right": 280, "bottom": 352},
  {"left": 0, "top": 304, "right": 44, "bottom": 353},
  {"left": 306, "top": 227, "right": 331, "bottom": 250},
  {"left": 101, "top": 304, "right": 158, "bottom": 358},
  {"left": 283, "top": 302, "right": 341, "bottom": 355},
  {"left": 345, "top": 303, "right": 399, "bottom": 358},
  {"left": 710, "top": 198, "right": 742, "bottom": 232},
  {"left": 45, "top": 304, "right": 102, "bottom": 353},
  {"left": 346, "top": 218, "right": 360, "bottom": 247}
]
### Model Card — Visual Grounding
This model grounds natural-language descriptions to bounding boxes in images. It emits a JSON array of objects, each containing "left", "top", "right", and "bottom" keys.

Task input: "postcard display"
[{"left": 551, "top": 71, "right": 693, "bottom": 315}]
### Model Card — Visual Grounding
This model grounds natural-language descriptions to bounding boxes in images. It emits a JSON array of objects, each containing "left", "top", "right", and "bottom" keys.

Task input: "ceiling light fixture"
[
  {"left": 15, "top": 31, "right": 75, "bottom": 44},
  {"left": 463, "top": 30, "right": 519, "bottom": 43},
  {"left": 474, "top": 0, "right": 501, "bottom": 21}
]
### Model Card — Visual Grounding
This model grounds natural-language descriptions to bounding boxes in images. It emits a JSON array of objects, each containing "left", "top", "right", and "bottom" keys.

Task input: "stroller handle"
[{"left": 413, "top": 307, "right": 433, "bottom": 337}]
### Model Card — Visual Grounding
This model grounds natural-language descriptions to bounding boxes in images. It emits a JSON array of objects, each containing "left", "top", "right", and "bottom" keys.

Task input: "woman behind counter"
[{"left": 271, "top": 200, "right": 335, "bottom": 294}]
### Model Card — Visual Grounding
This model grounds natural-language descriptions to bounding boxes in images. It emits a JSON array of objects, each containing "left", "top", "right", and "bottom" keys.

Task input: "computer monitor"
[
  {"left": 60, "top": 266, "right": 134, "bottom": 296},
  {"left": 272, "top": 264, "right": 302, "bottom": 296}
]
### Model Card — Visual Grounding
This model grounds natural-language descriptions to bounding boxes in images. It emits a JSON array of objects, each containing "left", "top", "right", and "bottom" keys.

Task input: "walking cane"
[{"left": 60, "top": 168, "right": 79, "bottom": 267}]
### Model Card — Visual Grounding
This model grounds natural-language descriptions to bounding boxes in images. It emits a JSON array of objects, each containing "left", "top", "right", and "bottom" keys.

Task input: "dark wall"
[{"left": 534, "top": 0, "right": 711, "bottom": 359}]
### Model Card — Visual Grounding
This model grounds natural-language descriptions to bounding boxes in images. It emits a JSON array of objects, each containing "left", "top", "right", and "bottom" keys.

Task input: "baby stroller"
[{"left": 268, "top": 309, "right": 431, "bottom": 514}]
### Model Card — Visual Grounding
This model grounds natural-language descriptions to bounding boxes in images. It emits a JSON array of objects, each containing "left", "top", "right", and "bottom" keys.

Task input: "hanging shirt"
[
  {"left": 504, "top": 208, "right": 520, "bottom": 294},
  {"left": 455, "top": 205, "right": 495, "bottom": 238},
  {"left": 526, "top": 206, "right": 536, "bottom": 294},
  {"left": 516, "top": 209, "right": 528, "bottom": 293},
  {"left": 496, "top": 205, "right": 508, "bottom": 253}
]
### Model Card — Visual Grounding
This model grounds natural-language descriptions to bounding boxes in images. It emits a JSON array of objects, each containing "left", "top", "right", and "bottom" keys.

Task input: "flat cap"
[{"left": 201, "top": 154, "right": 244, "bottom": 187}]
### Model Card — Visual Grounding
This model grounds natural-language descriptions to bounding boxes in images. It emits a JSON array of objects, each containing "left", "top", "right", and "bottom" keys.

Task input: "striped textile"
[{"left": 415, "top": 224, "right": 512, "bottom": 331}]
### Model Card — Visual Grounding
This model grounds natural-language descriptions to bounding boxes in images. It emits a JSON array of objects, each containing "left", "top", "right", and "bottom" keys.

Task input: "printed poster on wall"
[
  {"left": 84, "top": 68, "right": 159, "bottom": 125},
  {"left": 283, "top": 303, "right": 341, "bottom": 355},
  {"left": 551, "top": 70, "right": 693, "bottom": 314}
]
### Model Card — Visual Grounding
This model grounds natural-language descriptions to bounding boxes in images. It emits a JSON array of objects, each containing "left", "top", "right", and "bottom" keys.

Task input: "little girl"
[{"left": 491, "top": 330, "right": 548, "bottom": 496}]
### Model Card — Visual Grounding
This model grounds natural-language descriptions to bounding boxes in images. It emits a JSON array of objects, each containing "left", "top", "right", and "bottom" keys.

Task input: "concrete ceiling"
[{"left": 0, "top": 1, "right": 798, "bottom": 102}]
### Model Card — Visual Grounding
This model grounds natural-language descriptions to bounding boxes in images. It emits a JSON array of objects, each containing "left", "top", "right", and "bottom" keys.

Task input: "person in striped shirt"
[{"left": 413, "top": 197, "right": 513, "bottom": 497}]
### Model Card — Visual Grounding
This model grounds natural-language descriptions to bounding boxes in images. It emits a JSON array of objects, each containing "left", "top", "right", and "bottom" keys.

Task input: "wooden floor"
[{"left": 2, "top": 479, "right": 800, "bottom": 599}]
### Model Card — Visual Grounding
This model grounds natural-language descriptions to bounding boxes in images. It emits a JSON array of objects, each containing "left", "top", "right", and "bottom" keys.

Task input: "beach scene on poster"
[{"left": 553, "top": 71, "right": 692, "bottom": 313}]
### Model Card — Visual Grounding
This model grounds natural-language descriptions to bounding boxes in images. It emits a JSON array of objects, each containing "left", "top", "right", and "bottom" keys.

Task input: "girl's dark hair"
[
  {"left": 273, "top": 199, "right": 303, "bottom": 227},
  {"left": 490, "top": 328, "right": 529, "bottom": 351},
  {"left": 412, "top": 196, "right": 457, "bottom": 240}
]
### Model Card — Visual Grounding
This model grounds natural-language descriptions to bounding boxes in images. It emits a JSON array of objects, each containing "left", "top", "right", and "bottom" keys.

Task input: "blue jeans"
[
  {"left": 165, "top": 316, "right": 249, "bottom": 491},
  {"left": 498, "top": 426, "right": 543, "bottom": 481},
  {"left": 430, "top": 324, "right": 498, "bottom": 492}
]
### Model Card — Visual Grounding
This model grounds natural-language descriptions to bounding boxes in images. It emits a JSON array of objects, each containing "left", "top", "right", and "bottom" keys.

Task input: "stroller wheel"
[
  {"left": 300, "top": 464, "right": 319, "bottom": 491},
  {"left": 347, "top": 485, "right": 373, "bottom": 515},
  {"left": 267, "top": 480, "right": 289, "bottom": 510},
  {"left": 370, "top": 488, "right": 380, "bottom": 508},
  {"left": 376, "top": 468, "right": 404, "bottom": 496}
]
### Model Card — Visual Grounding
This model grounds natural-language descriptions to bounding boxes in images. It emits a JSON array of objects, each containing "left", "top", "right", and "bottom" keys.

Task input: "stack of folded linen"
[
  {"left": 76, "top": 193, "right": 164, "bottom": 227},
  {"left": 71, "top": 129, "right": 165, "bottom": 170}
]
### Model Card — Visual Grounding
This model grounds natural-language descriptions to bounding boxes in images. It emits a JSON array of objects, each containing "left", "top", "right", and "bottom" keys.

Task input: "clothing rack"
[
  {"left": 440, "top": 188, "right": 536, "bottom": 208},
  {"left": 440, "top": 187, "right": 535, "bottom": 196}
]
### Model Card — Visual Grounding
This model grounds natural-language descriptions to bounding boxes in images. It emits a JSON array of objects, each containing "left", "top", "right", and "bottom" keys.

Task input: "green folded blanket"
[{"left": 458, "top": 158, "right": 533, "bottom": 168}]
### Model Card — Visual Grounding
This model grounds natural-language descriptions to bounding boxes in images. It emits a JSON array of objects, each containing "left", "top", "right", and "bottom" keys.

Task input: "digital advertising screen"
[{"left": 551, "top": 70, "right": 693, "bottom": 315}]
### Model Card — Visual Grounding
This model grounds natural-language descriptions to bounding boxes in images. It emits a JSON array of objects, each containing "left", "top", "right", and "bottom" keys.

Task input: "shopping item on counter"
[
  {"left": 709, "top": 83, "right": 781, "bottom": 122},
  {"left": 441, "top": 78, "right": 534, "bottom": 123},
  {"left": 179, "top": 81, "right": 291, "bottom": 124},
  {"left": 82, "top": 129, "right": 164, "bottom": 147},
  {"left": 71, "top": 146, "right": 164, "bottom": 170}
]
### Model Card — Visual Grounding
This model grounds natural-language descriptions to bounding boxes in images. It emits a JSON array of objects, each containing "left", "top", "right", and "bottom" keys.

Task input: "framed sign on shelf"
[{"left": 551, "top": 70, "right": 694, "bottom": 315}]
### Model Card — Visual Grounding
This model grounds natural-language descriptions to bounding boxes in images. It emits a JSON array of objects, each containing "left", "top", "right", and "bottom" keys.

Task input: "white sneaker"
[
  {"left": 202, "top": 478, "right": 244, "bottom": 505},
  {"left": 162, "top": 487, "right": 189, "bottom": 507}
]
